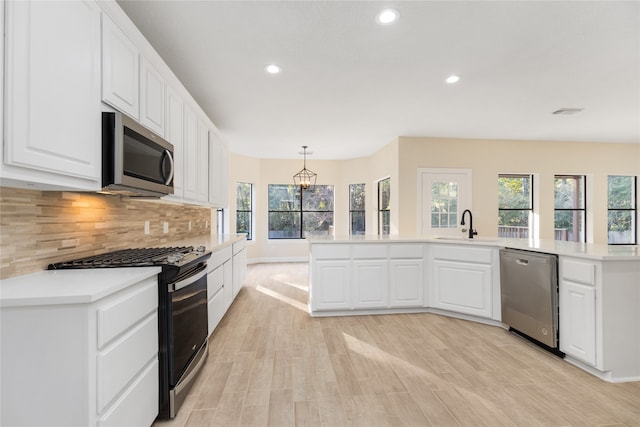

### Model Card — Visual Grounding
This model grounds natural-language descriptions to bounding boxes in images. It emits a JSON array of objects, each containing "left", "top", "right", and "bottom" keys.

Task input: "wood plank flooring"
[{"left": 153, "top": 263, "right": 640, "bottom": 427}]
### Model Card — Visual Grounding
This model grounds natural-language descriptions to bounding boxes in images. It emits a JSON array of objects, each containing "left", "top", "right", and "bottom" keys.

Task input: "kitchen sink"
[{"left": 432, "top": 236, "right": 499, "bottom": 243}]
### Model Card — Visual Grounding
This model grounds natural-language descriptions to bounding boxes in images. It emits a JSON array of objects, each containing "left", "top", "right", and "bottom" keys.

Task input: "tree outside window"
[
  {"left": 349, "top": 183, "right": 365, "bottom": 235},
  {"left": 236, "top": 182, "right": 253, "bottom": 240},
  {"left": 554, "top": 175, "right": 586, "bottom": 242},
  {"left": 498, "top": 175, "right": 532, "bottom": 238},
  {"left": 608, "top": 175, "right": 637, "bottom": 244},
  {"left": 268, "top": 184, "right": 334, "bottom": 239},
  {"left": 378, "top": 178, "right": 390, "bottom": 235}
]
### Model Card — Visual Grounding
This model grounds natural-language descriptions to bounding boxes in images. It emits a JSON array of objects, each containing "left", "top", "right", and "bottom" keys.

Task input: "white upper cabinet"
[
  {"left": 101, "top": 14, "right": 139, "bottom": 120},
  {"left": 196, "top": 119, "right": 210, "bottom": 203},
  {"left": 208, "top": 130, "right": 229, "bottom": 208},
  {"left": 139, "top": 56, "right": 165, "bottom": 136},
  {"left": 2, "top": 0, "right": 102, "bottom": 190},
  {"left": 165, "top": 85, "right": 184, "bottom": 199},
  {"left": 183, "top": 105, "right": 198, "bottom": 201}
]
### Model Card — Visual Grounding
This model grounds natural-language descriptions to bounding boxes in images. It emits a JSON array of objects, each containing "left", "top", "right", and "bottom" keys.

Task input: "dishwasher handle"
[{"left": 516, "top": 259, "right": 529, "bottom": 266}]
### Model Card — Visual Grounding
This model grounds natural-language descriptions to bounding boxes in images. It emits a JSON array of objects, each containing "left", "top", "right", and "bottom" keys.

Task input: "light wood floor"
[{"left": 154, "top": 263, "right": 640, "bottom": 427}]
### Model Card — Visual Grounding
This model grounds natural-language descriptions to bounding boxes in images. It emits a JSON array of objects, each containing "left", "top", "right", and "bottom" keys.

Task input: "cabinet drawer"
[
  {"left": 97, "top": 278, "right": 157, "bottom": 349},
  {"left": 208, "top": 265, "right": 224, "bottom": 296},
  {"left": 389, "top": 244, "right": 424, "bottom": 259},
  {"left": 353, "top": 244, "right": 388, "bottom": 259},
  {"left": 562, "top": 258, "right": 596, "bottom": 285},
  {"left": 431, "top": 245, "right": 493, "bottom": 264},
  {"left": 209, "top": 246, "right": 232, "bottom": 271},
  {"left": 313, "top": 244, "right": 350, "bottom": 260},
  {"left": 97, "top": 313, "right": 158, "bottom": 413},
  {"left": 98, "top": 359, "right": 159, "bottom": 427}
]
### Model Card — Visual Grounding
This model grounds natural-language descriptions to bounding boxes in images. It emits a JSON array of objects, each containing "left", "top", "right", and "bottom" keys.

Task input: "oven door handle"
[{"left": 170, "top": 269, "right": 207, "bottom": 292}]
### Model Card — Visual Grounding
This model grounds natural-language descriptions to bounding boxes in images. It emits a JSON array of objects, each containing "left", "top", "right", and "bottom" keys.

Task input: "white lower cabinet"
[
  {"left": 560, "top": 279, "right": 596, "bottom": 365},
  {"left": 352, "top": 260, "right": 388, "bottom": 308},
  {"left": 207, "top": 245, "right": 232, "bottom": 335},
  {"left": 232, "top": 240, "right": 248, "bottom": 298},
  {"left": 0, "top": 276, "right": 159, "bottom": 427},
  {"left": 428, "top": 245, "right": 497, "bottom": 319},
  {"left": 389, "top": 259, "right": 424, "bottom": 307},
  {"left": 312, "top": 260, "right": 351, "bottom": 310}
]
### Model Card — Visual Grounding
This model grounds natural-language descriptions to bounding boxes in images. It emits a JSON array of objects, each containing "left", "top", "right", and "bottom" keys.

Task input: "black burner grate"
[{"left": 48, "top": 246, "right": 193, "bottom": 269}]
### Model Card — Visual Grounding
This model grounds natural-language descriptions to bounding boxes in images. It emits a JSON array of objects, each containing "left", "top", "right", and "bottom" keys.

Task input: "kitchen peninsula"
[{"left": 307, "top": 235, "right": 640, "bottom": 383}]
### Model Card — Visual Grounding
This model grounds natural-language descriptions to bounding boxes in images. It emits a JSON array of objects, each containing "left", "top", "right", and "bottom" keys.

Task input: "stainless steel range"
[{"left": 49, "top": 245, "right": 212, "bottom": 419}]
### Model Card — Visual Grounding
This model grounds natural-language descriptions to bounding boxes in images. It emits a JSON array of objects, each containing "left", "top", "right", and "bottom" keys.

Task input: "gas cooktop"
[{"left": 48, "top": 246, "right": 209, "bottom": 269}]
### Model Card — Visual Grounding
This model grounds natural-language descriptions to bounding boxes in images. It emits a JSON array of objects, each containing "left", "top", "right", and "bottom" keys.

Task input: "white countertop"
[
  {"left": 306, "top": 235, "right": 640, "bottom": 261},
  {"left": 0, "top": 234, "right": 247, "bottom": 308},
  {"left": 0, "top": 267, "right": 161, "bottom": 307}
]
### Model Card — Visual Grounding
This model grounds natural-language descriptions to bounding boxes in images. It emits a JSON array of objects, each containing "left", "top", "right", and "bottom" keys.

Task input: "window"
[
  {"left": 349, "top": 183, "right": 366, "bottom": 235},
  {"left": 268, "top": 184, "right": 334, "bottom": 239},
  {"left": 236, "top": 182, "right": 253, "bottom": 240},
  {"left": 217, "top": 208, "right": 225, "bottom": 235},
  {"left": 608, "top": 175, "right": 637, "bottom": 244},
  {"left": 554, "top": 175, "right": 586, "bottom": 242},
  {"left": 498, "top": 174, "right": 533, "bottom": 238},
  {"left": 378, "top": 178, "right": 390, "bottom": 235},
  {"left": 431, "top": 181, "right": 458, "bottom": 229}
]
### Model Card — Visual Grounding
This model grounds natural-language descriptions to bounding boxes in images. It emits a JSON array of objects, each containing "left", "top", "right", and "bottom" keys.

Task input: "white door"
[{"left": 418, "top": 168, "right": 472, "bottom": 236}]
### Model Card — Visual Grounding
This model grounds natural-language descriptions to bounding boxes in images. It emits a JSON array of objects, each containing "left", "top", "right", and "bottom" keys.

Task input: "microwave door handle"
[{"left": 162, "top": 149, "right": 174, "bottom": 185}]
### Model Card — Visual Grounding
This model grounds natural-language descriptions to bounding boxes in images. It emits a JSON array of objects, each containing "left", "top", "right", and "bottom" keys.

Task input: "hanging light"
[{"left": 293, "top": 146, "right": 317, "bottom": 191}]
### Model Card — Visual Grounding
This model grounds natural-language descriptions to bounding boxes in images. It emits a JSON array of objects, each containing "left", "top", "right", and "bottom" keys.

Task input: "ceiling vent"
[{"left": 552, "top": 108, "right": 584, "bottom": 115}]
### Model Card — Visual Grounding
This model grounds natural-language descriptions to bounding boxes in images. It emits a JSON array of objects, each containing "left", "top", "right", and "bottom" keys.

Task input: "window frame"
[
  {"left": 349, "top": 183, "right": 366, "bottom": 235},
  {"left": 267, "top": 184, "right": 334, "bottom": 239},
  {"left": 554, "top": 175, "right": 586, "bottom": 243},
  {"left": 378, "top": 177, "right": 390, "bottom": 235},
  {"left": 235, "top": 182, "right": 253, "bottom": 240},
  {"left": 607, "top": 175, "right": 637, "bottom": 245},
  {"left": 498, "top": 174, "right": 534, "bottom": 238}
]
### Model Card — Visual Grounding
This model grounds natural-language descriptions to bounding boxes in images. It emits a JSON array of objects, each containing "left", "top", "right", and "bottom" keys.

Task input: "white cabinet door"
[
  {"left": 430, "top": 259, "right": 493, "bottom": 318},
  {"left": 101, "top": 14, "right": 139, "bottom": 119},
  {"left": 165, "top": 85, "right": 184, "bottom": 199},
  {"left": 232, "top": 248, "right": 247, "bottom": 297},
  {"left": 196, "top": 119, "right": 210, "bottom": 203},
  {"left": 208, "top": 130, "right": 229, "bottom": 208},
  {"left": 223, "top": 260, "right": 233, "bottom": 309},
  {"left": 183, "top": 105, "right": 198, "bottom": 201},
  {"left": 3, "top": 0, "right": 101, "bottom": 188},
  {"left": 352, "top": 260, "right": 388, "bottom": 309},
  {"left": 560, "top": 280, "right": 596, "bottom": 366},
  {"left": 312, "top": 260, "right": 351, "bottom": 311},
  {"left": 139, "top": 56, "right": 165, "bottom": 136},
  {"left": 389, "top": 259, "right": 424, "bottom": 307}
]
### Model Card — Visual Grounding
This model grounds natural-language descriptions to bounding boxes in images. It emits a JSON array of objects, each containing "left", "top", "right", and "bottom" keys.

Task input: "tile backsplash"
[{"left": 0, "top": 187, "right": 212, "bottom": 279}]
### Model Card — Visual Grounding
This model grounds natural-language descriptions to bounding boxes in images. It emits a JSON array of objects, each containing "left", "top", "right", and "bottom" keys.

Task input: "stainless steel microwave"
[{"left": 102, "top": 112, "right": 174, "bottom": 197}]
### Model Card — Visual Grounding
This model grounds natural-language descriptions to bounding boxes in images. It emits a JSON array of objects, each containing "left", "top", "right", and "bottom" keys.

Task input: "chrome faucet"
[{"left": 460, "top": 209, "right": 478, "bottom": 239}]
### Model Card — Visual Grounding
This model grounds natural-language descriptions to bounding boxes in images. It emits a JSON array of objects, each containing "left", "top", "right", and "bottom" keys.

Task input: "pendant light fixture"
[{"left": 293, "top": 146, "right": 317, "bottom": 191}]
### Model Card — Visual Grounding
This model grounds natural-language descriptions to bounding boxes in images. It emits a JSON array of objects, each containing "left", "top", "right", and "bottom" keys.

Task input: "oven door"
[{"left": 168, "top": 265, "right": 208, "bottom": 386}]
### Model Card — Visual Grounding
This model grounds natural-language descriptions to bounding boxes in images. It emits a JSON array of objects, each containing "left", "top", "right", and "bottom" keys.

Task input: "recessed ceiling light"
[
  {"left": 445, "top": 75, "right": 460, "bottom": 84},
  {"left": 376, "top": 8, "right": 399, "bottom": 25},
  {"left": 264, "top": 64, "right": 281, "bottom": 75}
]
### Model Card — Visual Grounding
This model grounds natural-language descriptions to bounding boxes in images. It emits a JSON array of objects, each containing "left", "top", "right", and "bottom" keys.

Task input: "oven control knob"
[
  {"left": 167, "top": 253, "right": 185, "bottom": 263},
  {"left": 196, "top": 245, "right": 206, "bottom": 253}
]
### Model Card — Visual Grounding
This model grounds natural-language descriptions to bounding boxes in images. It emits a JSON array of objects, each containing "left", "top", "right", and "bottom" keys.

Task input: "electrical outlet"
[
  {"left": 163, "top": 221, "right": 169, "bottom": 234},
  {"left": 188, "top": 221, "right": 192, "bottom": 231},
  {"left": 205, "top": 220, "right": 209, "bottom": 229},
  {"left": 144, "top": 221, "right": 150, "bottom": 235}
]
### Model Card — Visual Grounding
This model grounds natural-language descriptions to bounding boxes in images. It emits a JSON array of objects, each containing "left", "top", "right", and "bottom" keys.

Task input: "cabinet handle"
[{"left": 162, "top": 149, "right": 174, "bottom": 186}]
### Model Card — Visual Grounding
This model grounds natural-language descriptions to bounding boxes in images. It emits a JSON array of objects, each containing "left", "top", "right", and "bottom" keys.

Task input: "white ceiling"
[{"left": 117, "top": 0, "right": 640, "bottom": 160}]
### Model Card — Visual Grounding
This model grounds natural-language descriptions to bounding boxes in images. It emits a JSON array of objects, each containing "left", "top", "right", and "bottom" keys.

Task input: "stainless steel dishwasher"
[{"left": 500, "top": 248, "right": 562, "bottom": 354}]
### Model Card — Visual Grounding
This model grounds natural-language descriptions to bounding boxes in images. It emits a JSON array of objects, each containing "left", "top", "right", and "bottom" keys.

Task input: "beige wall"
[
  {"left": 397, "top": 137, "right": 640, "bottom": 243},
  {"left": 230, "top": 138, "right": 639, "bottom": 261}
]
